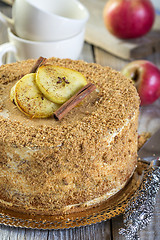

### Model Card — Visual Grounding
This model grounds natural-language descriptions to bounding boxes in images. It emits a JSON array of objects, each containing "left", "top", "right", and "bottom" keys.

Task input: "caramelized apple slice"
[
  {"left": 36, "top": 65, "right": 87, "bottom": 104},
  {"left": 14, "top": 73, "right": 60, "bottom": 118}
]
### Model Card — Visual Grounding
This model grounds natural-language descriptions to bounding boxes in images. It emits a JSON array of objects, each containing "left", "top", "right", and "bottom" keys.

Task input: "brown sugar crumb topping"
[{"left": 0, "top": 57, "right": 140, "bottom": 148}]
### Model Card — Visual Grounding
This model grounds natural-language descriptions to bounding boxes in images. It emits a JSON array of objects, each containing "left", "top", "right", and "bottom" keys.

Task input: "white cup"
[
  {"left": 0, "top": 28, "right": 85, "bottom": 65},
  {"left": 0, "top": 0, "right": 89, "bottom": 41}
]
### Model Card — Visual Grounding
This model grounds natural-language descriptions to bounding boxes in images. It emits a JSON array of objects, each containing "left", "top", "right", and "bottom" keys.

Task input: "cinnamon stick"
[
  {"left": 19, "top": 56, "right": 47, "bottom": 80},
  {"left": 30, "top": 56, "right": 47, "bottom": 73},
  {"left": 54, "top": 83, "right": 96, "bottom": 120}
]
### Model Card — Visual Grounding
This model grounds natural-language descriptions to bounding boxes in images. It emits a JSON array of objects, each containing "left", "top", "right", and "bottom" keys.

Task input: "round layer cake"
[{"left": 0, "top": 57, "right": 140, "bottom": 215}]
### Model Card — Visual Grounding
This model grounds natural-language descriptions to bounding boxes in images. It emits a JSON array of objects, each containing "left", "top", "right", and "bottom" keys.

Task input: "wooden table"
[{"left": 0, "top": 1, "right": 160, "bottom": 239}]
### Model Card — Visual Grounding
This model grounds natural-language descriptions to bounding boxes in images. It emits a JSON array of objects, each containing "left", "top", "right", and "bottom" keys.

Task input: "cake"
[{"left": 0, "top": 57, "right": 140, "bottom": 215}]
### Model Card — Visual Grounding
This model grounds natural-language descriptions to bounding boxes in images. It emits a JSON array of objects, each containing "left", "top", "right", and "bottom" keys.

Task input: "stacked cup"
[{"left": 0, "top": 0, "right": 89, "bottom": 65}]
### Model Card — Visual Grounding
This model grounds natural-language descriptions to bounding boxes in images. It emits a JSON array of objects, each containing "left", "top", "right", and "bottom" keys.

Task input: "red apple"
[
  {"left": 121, "top": 60, "right": 160, "bottom": 105},
  {"left": 103, "top": 0, "right": 155, "bottom": 39}
]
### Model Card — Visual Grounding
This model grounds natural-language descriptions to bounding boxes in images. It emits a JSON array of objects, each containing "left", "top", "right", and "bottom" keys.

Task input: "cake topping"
[
  {"left": 9, "top": 57, "right": 94, "bottom": 119},
  {"left": 36, "top": 65, "right": 87, "bottom": 104},
  {"left": 54, "top": 83, "right": 96, "bottom": 120},
  {"left": 12, "top": 73, "right": 60, "bottom": 118},
  {"left": 57, "top": 76, "right": 70, "bottom": 84},
  {"left": 30, "top": 56, "right": 47, "bottom": 73},
  {"left": 0, "top": 57, "right": 140, "bottom": 148}
]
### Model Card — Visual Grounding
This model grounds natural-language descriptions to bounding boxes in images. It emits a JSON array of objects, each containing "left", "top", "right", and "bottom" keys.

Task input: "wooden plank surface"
[
  {"left": 0, "top": 221, "right": 112, "bottom": 240},
  {"left": 80, "top": 0, "right": 160, "bottom": 60}
]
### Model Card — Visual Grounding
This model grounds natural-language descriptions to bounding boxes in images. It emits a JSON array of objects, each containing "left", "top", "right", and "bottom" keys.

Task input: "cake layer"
[{"left": 0, "top": 58, "right": 140, "bottom": 214}]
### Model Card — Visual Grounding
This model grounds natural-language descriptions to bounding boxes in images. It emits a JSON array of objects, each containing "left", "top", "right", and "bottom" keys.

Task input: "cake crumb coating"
[{"left": 0, "top": 58, "right": 140, "bottom": 214}]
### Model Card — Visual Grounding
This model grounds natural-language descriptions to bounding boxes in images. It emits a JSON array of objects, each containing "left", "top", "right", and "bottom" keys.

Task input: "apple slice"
[
  {"left": 36, "top": 65, "right": 87, "bottom": 104},
  {"left": 14, "top": 73, "right": 60, "bottom": 118}
]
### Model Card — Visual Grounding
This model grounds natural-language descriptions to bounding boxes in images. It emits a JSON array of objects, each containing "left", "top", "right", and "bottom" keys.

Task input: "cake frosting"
[{"left": 0, "top": 58, "right": 140, "bottom": 215}]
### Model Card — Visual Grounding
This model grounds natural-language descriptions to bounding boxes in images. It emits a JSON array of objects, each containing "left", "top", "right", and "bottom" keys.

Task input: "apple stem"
[{"left": 131, "top": 69, "right": 139, "bottom": 82}]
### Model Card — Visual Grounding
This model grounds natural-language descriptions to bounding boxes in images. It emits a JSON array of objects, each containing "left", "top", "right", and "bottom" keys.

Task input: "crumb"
[{"left": 138, "top": 132, "right": 151, "bottom": 150}]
